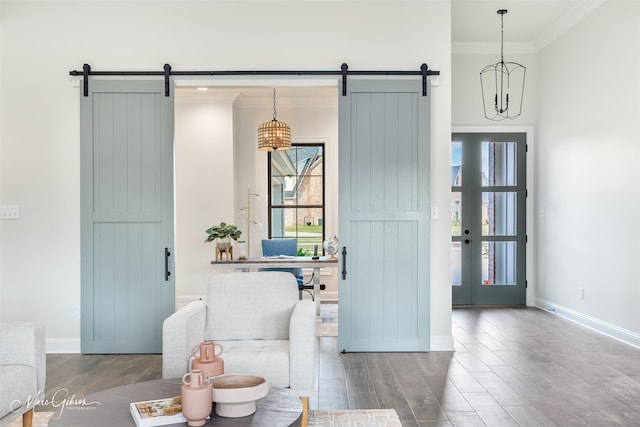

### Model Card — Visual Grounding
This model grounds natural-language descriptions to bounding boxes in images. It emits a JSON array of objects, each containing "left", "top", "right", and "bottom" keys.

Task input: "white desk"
[{"left": 211, "top": 256, "right": 338, "bottom": 315}]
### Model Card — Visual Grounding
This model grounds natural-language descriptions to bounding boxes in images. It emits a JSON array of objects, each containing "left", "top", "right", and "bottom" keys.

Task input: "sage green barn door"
[
  {"left": 338, "top": 79, "right": 430, "bottom": 352},
  {"left": 80, "top": 80, "right": 175, "bottom": 353},
  {"left": 451, "top": 133, "right": 526, "bottom": 305}
]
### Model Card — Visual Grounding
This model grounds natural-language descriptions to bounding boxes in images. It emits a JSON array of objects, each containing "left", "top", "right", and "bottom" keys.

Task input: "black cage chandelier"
[{"left": 480, "top": 9, "right": 526, "bottom": 121}]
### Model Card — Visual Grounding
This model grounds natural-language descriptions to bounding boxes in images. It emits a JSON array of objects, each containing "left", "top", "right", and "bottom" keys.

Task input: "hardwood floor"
[{"left": 42, "top": 306, "right": 640, "bottom": 426}]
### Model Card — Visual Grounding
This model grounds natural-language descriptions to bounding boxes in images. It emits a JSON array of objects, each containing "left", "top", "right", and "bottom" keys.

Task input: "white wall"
[
  {"left": 174, "top": 94, "right": 236, "bottom": 298},
  {"left": 452, "top": 1, "right": 640, "bottom": 346},
  {"left": 535, "top": 0, "right": 640, "bottom": 342},
  {"left": 0, "top": 0, "right": 453, "bottom": 351}
]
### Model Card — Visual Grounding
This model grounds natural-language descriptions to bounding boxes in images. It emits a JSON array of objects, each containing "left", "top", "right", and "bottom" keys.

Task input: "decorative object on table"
[
  {"left": 323, "top": 235, "right": 339, "bottom": 260},
  {"left": 258, "top": 88, "right": 291, "bottom": 152},
  {"left": 211, "top": 374, "right": 269, "bottom": 418},
  {"left": 205, "top": 222, "right": 242, "bottom": 261},
  {"left": 239, "top": 189, "right": 263, "bottom": 258},
  {"left": 129, "top": 396, "right": 186, "bottom": 427},
  {"left": 237, "top": 240, "right": 247, "bottom": 260},
  {"left": 480, "top": 9, "right": 526, "bottom": 121},
  {"left": 181, "top": 370, "right": 213, "bottom": 427},
  {"left": 191, "top": 341, "right": 224, "bottom": 377}
]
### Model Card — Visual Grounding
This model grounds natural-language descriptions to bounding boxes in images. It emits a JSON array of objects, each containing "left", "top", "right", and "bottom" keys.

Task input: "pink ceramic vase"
[
  {"left": 191, "top": 342, "right": 224, "bottom": 377},
  {"left": 181, "top": 370, "right": 213, "bottom": 427}
]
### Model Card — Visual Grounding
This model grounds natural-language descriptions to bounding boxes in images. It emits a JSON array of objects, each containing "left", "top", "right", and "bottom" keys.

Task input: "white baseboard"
[
  {"left": 536, "top": 298, "right": 640, "bottom": 349},
  {"left": 430, "top": 335, "right": 455, "bottom": 351},
  {"left": 46, "top": 338, "right": 81, "bottom": 353},
  {"left": 319, "top": 291, "right": 338, "bottom": 302}
]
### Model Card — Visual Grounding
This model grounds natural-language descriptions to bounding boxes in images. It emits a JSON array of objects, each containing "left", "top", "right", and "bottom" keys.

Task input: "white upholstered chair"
[
  {"left": 162, "top": 272, "right": 316, "bottom": 426},
  {"left": 0, "top": 322, "right": 46, "bottom": 427}
]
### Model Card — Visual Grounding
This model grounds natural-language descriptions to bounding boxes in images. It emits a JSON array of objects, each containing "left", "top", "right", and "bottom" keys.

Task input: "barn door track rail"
[{"left": 69, "top": 63, "right": 440, "bottom": 97}]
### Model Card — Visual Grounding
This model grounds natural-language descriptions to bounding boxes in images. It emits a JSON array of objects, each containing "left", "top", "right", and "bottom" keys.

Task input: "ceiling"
[
  {"left": 452, "top": 0, "right": 606, "bottom": 51},
  {"left": 178, "top": 0, "right": 605, "bottom": 97}
]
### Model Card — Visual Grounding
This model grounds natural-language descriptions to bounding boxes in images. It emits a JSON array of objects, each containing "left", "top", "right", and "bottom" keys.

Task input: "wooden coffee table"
[{"left": 47, "top": 378, "right": 302, "bottom": 426}]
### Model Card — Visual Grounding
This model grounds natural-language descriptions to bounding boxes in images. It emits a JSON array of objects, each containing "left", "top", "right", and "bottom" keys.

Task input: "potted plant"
[{"left": 205, "top": 222, "right": 242, "bottom": 260}]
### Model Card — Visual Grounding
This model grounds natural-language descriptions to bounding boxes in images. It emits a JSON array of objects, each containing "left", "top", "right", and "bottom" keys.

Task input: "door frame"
[{"left": 452, "top": 125, "right": 535, "bottom": 306}]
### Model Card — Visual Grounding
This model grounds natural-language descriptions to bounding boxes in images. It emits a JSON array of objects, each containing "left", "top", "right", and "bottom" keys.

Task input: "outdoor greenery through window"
[{"left": 268, "top": 144, "right": 325, "bottom": 256}]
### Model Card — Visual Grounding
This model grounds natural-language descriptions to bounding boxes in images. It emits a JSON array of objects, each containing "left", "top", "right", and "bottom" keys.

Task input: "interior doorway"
[{"left": 173, "top": 82, "right": 341, "bottom": 305}]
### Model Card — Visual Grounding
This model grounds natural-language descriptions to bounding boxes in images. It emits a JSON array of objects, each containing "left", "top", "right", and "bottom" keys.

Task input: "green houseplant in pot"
[{"left": 206, "top": 222, "right": 242, "bottom": 260}]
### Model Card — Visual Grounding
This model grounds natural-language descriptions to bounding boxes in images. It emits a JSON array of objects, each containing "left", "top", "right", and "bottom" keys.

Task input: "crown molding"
[
  {"left": 533, "top": 0, "right": 608, "bottom": 51},
  {"left": 453, "top": 0, "right": 608, "bottom": 55},
  {"left": 452, "top": 42, "right": 537, "bottom": 55}
]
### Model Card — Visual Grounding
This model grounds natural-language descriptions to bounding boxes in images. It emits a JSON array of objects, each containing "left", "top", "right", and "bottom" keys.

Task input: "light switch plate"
[
  {"left": 431, "top": 206, "right": 439, "bottom": 219},
  {"left": 0, "top": 206, "right": 20, "bottom": 219}
]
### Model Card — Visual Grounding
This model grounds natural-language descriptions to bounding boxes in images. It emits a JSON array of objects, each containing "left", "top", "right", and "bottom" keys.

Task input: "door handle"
[
  {"left": 165, "top": 248, "right": 171, "bottom": 281},
  {"left": 341, "top": 246, "right": 347, "bottom": 280}
]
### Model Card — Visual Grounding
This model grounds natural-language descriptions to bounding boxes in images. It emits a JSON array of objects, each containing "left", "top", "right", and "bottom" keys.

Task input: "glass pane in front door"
[
  {"left": 452, "top": 241, "right": 462, "bottom": 287},
  {"left": 482, "top": 141, "right": 517, "bottom": 186},
  {"left": 452, "top": 133, "right": 526, "bottom": 305},
  {"left": 451, "top": 142, "right": 463, "bottom": 290},
  {"left": 483, "top": 192, "right": 517, "bottom": 236},
  {"left": 481, "top": 241, "right": 517, "bottom": 286},
  {"left": 451, "top": 192, "right": 462, "bottom": 237}
]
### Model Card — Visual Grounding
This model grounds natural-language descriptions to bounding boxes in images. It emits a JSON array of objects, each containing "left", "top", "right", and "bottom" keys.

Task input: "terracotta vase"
[
  {"left": 191, "top": 342, "right": 224, "bottom": 377},
  {"left": 181, "top": 370, "right": 213, "bottom": 427}
]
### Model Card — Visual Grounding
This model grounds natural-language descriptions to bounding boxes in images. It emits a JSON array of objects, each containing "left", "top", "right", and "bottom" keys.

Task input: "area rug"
[
  {"left": 16, "top": 409, "right": 401, "bottom": 426},
  {"left": 316, "top": 321, "right": 338, "bottom": 337},
  {"left": 309, "top": 409, "right": 402, "bottom": 426},
  {"left": 317, "top": 302, "right": 338, "bottom": 337}
]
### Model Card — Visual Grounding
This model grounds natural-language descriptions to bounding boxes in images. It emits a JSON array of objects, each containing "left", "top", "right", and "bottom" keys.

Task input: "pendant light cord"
[
  {"left": 497, "top": 9, "right": 507, "bottom": 114},
  {"left": 272, "top": 88, "right": 277, "bottom": 121},
  {"left": 497, "top": 9, "right": 508, "bottom": 66},
  {"left": 500, "top": 12, "right": 505, "bottom": 64}
]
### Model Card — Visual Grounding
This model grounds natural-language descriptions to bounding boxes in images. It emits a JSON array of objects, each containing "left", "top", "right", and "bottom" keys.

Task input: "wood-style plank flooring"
[{"left": 42, "top": 306, "right": 640, "bottom": 426}]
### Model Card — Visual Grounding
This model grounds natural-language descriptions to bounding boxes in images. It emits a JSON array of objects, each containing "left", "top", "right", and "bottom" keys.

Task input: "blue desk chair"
[
  {"left": 260, "top": 239, "right": 304, "bottom": 285},
  {"left": 260, "top": 239, "right": 325, "bottom": 300}
]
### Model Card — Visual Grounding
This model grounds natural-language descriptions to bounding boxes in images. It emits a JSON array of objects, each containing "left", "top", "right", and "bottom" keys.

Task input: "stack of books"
[{"left": 130, "top": 396, "right": 187, "bottom": 427}]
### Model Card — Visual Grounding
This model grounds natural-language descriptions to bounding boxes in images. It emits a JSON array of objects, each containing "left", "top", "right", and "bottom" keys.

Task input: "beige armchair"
[
  {"left": 0, "top": 322, "right": 46, "bottom": 427},
  {"left": 163, "top": 272, "right": 316, "bottom": 426}
]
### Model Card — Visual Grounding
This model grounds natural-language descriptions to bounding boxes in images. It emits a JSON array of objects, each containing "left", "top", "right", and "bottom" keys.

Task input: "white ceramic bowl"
[{"left": 211, "top": 374, "right": 269, "bottom": 418}]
